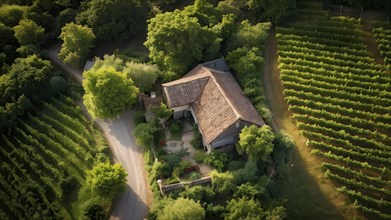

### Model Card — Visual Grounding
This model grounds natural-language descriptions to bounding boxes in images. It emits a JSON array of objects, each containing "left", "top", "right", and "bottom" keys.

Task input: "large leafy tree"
[
  {"left": 225, "top": 20, "right": 271, "bottom": 52},
  {"left": 0, "top": 4, "right": 28, "bottom": 27},
  {"left": 248, "top": 0, "right": 297, "bottom": 24},
  {"left": 123, "top": 61, "right": 159, "bottom": 93},
  {"left": 144, "top": 10, "right": 221, "bottom": 81},
  {"left": 59, "top": 22, "right": 95, "bottom": 68},
  {"left": 158, "top": 197, "right": 205, "bottom": 220},
  {"left": 87, "top": 162, "right": 127, "bottom": 199},
  {"left": 237, "top": 125, "right": 275, "bottom": 162},
  {"left": 13, "top": 19, "right": 45, "bottom": 46},
  {"left": 225, "top": 197, "right": 264, "bottom": 220},
  {"left": 76, "top": 0, "right": 150, "bottom": 41},
  {"left": 0, "top": 55, "right": 52, "bottom": 129},
  {"left": 82, "top": 66, "right": 139, "bottom": 118},
  {"left": 226, "top": 47, "right": 264, "bottom": 82}
]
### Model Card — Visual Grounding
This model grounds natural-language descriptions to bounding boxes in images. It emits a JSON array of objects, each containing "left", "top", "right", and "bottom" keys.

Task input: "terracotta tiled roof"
[{"left": 162, "top": 58, "right": 265, "bottom": 144}]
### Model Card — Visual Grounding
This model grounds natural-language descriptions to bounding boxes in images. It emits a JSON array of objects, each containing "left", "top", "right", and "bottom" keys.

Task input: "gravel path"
[{"left": 47, "top": 44, "right": 151, "bottom": 220}]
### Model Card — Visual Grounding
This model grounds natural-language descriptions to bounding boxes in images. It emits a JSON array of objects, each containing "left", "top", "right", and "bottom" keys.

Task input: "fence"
[{"left": 158, "top": 176, "right": 212, "bottom": 195}]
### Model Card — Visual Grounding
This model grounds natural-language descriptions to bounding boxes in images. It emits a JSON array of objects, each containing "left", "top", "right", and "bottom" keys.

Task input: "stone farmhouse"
[{"left": 162, "top": 58, "right": 265, "bottom": 152}]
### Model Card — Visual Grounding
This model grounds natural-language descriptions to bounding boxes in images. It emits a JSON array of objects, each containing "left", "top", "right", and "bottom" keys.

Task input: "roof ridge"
[
  {"left": 207, "top": 70, "right": 241, "bottom": 121},
  {"left": 161, "top": 73, "right": 209, "bottom": 87}
]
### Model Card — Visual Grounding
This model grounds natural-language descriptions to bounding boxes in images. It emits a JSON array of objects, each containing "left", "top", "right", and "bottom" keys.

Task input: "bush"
[
  {"left": 180, "top": 185, "right": 215, "bottom": 203},
  {"left": 84, "top": 204, "right": 106, "bottom": 220},
  {"left": 194, "top": 150, "right": 207, "bottom": 163},
  {"left": 228, "top": 160, "right": 245, "bottom": 171},
  {"left": 173, "top": 161, "right": 192, "bottom": 178},
  {"left": 188, "top": 171, "right": 201, "bottom": 181},
  {"left": 169, "top": 121, "right": 182, "bottom": 133},
  {"left": 210, "top": 170, "right": 237, "bottom": 196},
  {"left": 204, "top": 152, "right": 231, "bottom": 172},
  {"left": 191, "top": 125, "right": 203, "bottom": 149},
  {"left": 133, "top": 111, "right": 146, "bottom": 125}
]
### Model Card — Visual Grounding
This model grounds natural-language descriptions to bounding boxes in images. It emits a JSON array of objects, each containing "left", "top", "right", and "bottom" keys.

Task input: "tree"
[
  {"left": 226, "top": 47, "right": 264, "bottom": 80},
  {"left": 248, "top": 0, "right": 297, "bottom": 24},
  {"left": 50, "top": 76, "right": 68, "bottom": 94},
  {"left": 59, "top": 22, "right": 95, "bottom": 68},
  {"left": 86, "top": 162, "right": 127, "bottom": 199},
  {"left": 90, "top": 54, "right": 124, "bottom": 72},
  {"left": 210, "top": 170, "right": 236, "bottom": 195},
  {"left": 82, "top": 66, "right": 139, "bottom": 118},
  {"left": 265, "top": 206, "right": 287, "bottom": 220},
  {"left": 179, "top": 185, "right": 216, "bottom": 203},
  {"left": 133, "top": 123, "right": 156, "bottom": 147},
  {"left": 84, "top": 204, "right": 106, "bottom": 220},
  {"left": 233, "top": 182, "right": 264, "bottom": 199},
  {"left": 0, "top": 55, "right": 53, "bottom": 129},
  {"left": 145, "top": 10, "right": 221, "bottom": 81},
  {"left": 0, "top": 4, "right": 28, "bottom": 27},
  {"left": 225, "top": 20, "right": 271, "bottom": 52},
  {"left": 237, "top": 125, "right": 275, "bottom": 162},
  {"left": 0, "top": 22, "right": 14, "bottom": 48},
  {"left": 225, "top": 197, "right": 264, "bottom": 220},
  {"left": 13, "top": 19, "right": 45, "bottom": 46},
  {"left": 158, "top": 197, "right": 205, "bottom": 220},
  {"left": 151, "top": 102, "right": 173, "bottom": 127},
  {"left": 123, "top": 61, "right": 159, "bottom": 92},
  {"left": 76, "top": 0, "right": 150, "bottom": 41},
  {"left": 16, "top": 44, "right": 40, "bottom": 57}
]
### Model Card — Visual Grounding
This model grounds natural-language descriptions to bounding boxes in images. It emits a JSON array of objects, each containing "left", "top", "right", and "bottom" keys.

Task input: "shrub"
[
  {"left": 191, "top": 125, "right": 203, "bottom": 149},
  {"left": 228, "top": 160, "right": 245, "bottom": 171},
  {"left": 84, "top": 204, "right": 106, "bottom": 220},
  {"left": 169, "top": 121, "right": 182, "bottom": 133},
  {"left": 210, "top": 170, "right": 237, "bottom": 195},
  {"left": 180, "top": 185, "right": 215, "bottom": 203},
  {"left": 133, "top": 111, "right": 146, "bottom": 125},
  {"left": 188, "top": 171, "right": 201, "bottom": 181},
  {"left": 204, "top": 152, "right": 231, "bottom": 172},
  {"left": 173, "top": 161, "right": 192, "bottom": 178},
  {"left": 194, "top": 150, "right": 207, "bottom": 163}
]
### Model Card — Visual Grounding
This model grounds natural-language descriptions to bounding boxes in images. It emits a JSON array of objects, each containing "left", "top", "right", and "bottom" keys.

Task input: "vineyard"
[
  {"left": 372, "top": 22, "right": 391, "bottom": 66},
  {"left": 0, "top": 95, "right": 109, "bottom": 219},
  {"left": 276, "top": 14, "right": 391, "bottom": 219}
]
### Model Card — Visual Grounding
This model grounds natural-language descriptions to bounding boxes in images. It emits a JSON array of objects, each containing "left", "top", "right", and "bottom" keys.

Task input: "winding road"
[{"left": 47, "top": 44, "right": 151, "bottom": 220}]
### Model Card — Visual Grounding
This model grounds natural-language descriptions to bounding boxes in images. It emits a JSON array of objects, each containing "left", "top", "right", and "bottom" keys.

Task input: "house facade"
[{"left": 162, "top": 58, "right": 265, "bottom": 152}]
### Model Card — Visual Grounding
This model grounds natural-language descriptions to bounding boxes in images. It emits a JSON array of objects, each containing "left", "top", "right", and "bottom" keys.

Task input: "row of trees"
[{"left": 277, "top": 14, "right": 391, "bottom": 219}]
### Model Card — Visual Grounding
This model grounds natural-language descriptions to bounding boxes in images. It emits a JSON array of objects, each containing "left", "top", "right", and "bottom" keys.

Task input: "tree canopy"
[
  {"left": 226, "top": 47, "right": 264, "bottom": 80},
  {"left": 237, "top": 125, "right": 275, "bottom": 162},
  {"left": 225, "top": 20, "right": 271, "bottom": 52},
  {"left": 133, "top": 123, "right": 157, "bottom": 147},
  {"left": 248, "top": 0, "right": 297, "bottom": 24},
  {"left": 82, "top": 66, "right": 139, "bottom": 118},
  {"left": 123, "top": 61, "right": 159, "bottom": 93},
  {"left": 13, "top": 19, "right": 45, "bottom": 46},
  {"left": 144, "top": 9, "right": 221, "bottom": 81},
  {"left": 86, "top": 162, "right": 127, "bottom": 199},
  {"left": 0, "top": 55, "right": 53, "bottom": 129},
  {"left": 59, "top": 22, "right": 95, "bottom": 68},
  {"left": 76, "top": 0, "right": 150, "bottom": 41},
  {"left": 158, "top": 197, "right": 205, "bottom": 220},
  {"left": 225, "top": 197, "right": 264, "bottom": 220}
]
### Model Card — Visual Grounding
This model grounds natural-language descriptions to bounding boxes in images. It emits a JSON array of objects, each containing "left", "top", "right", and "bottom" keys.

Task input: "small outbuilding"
[{"left": 162, "top": 58, "right": 265, "bottom": 152}]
